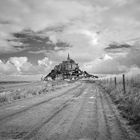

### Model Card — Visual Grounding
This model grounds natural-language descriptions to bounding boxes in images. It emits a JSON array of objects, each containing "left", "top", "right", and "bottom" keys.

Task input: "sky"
[{"left": 0, "top": 0, "right": 140, "bottom": 81}]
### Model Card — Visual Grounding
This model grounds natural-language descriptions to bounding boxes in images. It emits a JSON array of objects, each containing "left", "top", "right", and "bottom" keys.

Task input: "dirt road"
[{"left": 0, "top": 81, "right": 139, "bottom": 140}]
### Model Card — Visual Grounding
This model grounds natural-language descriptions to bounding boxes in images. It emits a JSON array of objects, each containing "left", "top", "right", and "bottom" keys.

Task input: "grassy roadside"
[
  {"left": 98, "top": 81, "right": 140, "bottom": 133},
  {"left": 0, "top": 80, "right": 69, "bottom": 106}
]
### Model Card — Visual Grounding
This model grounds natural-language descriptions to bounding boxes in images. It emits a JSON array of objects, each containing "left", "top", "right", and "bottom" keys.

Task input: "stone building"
[
  {"left": 44, "top": 54, "right": 80, "bottom": 80},
  {"left": 44, "top": 54, "right": 98, "bottom": 81},
  {"left": 57, "top": 53, "right": 79, "bottom": 72}
]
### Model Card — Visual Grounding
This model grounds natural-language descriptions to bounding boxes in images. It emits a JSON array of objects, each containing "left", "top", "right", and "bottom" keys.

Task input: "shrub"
[{"left": 0, "top": 96, "right": 8, "bottom": 103}]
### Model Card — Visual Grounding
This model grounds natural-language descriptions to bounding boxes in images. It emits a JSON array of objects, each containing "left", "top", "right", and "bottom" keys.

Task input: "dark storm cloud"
[
  {"left": 105, "top": 42, "right": 132, "bottom": 52},
  {"left": 0, "top": 19, "right": 12, "bottom": 25},
  {"left": 0, "top": 29, "right": 71, "bottom": 65},
  {"left": 56, "top": 40, "right": 72, "bottom": 48},
  {"left": 10, "top": 29, "right": 71, "bottom": 53}
]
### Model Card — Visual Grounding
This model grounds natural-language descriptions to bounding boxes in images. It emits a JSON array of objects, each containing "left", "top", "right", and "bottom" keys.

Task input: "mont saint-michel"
[
  {"left": 44, "top": 54, "right": 98, "bottom": 81},
  {"left": 0, "top": 1, "right": 140, "bottom": 139}
]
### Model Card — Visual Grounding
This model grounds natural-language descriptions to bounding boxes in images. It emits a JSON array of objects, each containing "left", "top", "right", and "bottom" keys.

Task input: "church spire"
[{"left": 67, "top": 53, "right": 70, "bottom": 60}]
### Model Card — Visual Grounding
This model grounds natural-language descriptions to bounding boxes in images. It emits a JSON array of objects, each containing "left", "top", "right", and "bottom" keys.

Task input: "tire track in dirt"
[
  {"left": 21, "top": 84, "right": 87, "bottom": 140},
  {"left": 0, "top": 83, "right": 86, "bottom": 140},
  {"left": 22, "top": 99, "right": 71, "bottom": 140},
  {"left": 32, "top": 84, "right": 89, "bottom": 140},
  {"left": 93, "top": 86, "right": 99, "bottom": 140},
  {"left": 61, "top": 84, "right": 99, "bottom": 140},
  {"left": 98, "top": 90, "right": 112, "bottom": 140},
  {"left": 2, "top": 82, "right": 136, "bottom": 140},
  {"left": 65, "top": 85, "right": 91, "bottom": 139},
  {"left": 98, "top": 85, "right": 131, "bottom": 140},
  {"left": 54, "top": 84, "right": 98, "bottom": 140},
  {"left": 0, "top": 83, "right": 82, "bottom": 124},
  {"left": 96, "top": 86, "right": 111, "bottom": 140}
]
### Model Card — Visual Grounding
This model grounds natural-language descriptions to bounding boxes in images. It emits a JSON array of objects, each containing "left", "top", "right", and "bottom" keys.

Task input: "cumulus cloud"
[
  {"left": 0, "top": 59, "right": 17, "bottom": 75},
  {"left": 81, "top": 54, "right": 127, "bottom": 74},
  {"left": 9, "top": 57, "right": 28, "bottom": 72},
  {"left": 38, "top": 57, "right": 52, "bottom": 67},
  {"left": 0, "top": 56, "right": 53, "bottom": 77}
]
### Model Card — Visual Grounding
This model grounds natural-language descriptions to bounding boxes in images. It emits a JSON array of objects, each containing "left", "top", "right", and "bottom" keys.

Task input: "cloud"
[
  {"left": 38, "top": 57, "right": 52, "bottom": 67},
  {"left": 20, "top": 57, "right": 53, "bottom": 75},
  {"left": 0, "top": 56, "right": 53, "bottom": 76},
  {"left": 102, "top": 54, "right": 113, "bottom": 61},
  {"left": 80, "top": 30, "right": 99, "bottom": 45},
  {"left": 0, "top": 59, "right": 17, "bottom": 75},
  {"left": 9, "top": 57, "right": 28, "bottom": 72},
  {"left": 113, "top": 0, "right": 133, "bottom": 6},
  {"left": 118, "top": 49, "right": 140, "bottom": 68},
  {"left": 126, "top": 66, "right": 140, "bottom": 76},
  {"left": 11, "top": 29, "right": 71, "bottom": 54},
  {"left": 81, "top": 43, "right": 138, "bottom": 75},
  {"left": 105, "top": 41, "right": 140, "bottom": 69},
  {"left": 92, "top": 40, "right": 139, "bottom": 75},
  {"left": 0, "top": 0, "right": 140, "bottom": 78},
  {"left": 81, "top": 54, "right": 127, "bottom": 74},
  {"left": 105, "top": 43, "right": 131, "bottom": 51},
  {"left": 0, "top": 0, "right": 95, "bottom": 53}
]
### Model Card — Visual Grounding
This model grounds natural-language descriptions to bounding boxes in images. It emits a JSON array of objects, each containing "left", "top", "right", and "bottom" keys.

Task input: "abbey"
[
  {"left": 44, "top": 54, "right": 98, "bottom": 81},
  {"left": 54, "top": 54, "right": 79, "bottom": 72}
]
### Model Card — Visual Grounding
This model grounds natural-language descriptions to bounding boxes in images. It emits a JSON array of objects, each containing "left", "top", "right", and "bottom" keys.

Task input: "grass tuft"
[
  {"left": 99, "top": 79, "right": 140, "bottom": 133},
  {"left": 0, "top": 81, "right": 68, "bottom": 105}
]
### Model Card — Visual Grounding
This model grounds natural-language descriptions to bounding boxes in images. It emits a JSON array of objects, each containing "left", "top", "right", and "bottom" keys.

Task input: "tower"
[{"left": 67, "top": 53, "right": 70, "bottom": 60}]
